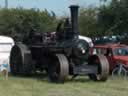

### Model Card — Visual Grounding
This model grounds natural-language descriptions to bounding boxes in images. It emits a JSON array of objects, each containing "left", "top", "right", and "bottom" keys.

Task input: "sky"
[{"left": 0, "top": 0, "right": 102, "bottom": 16}]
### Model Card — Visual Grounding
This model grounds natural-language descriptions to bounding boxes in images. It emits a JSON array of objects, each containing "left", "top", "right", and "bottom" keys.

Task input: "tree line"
[
  {"left": 0, "top": 0, "right": 127, "bottom": 39},
  {"left": 0, "top": 8, "right": 57, "bottom": 38}
]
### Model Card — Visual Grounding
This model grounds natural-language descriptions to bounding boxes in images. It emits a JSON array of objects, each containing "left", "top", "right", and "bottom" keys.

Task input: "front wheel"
[
  {"left": 48, "top": 54, "right": 69, "bottom": 83},
  {"left": 88, "top": 55, "right": 109, "bottom": 81}
]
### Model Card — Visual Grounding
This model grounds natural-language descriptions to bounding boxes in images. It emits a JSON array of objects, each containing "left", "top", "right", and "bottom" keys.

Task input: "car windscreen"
[{"left": 113, "top": 47, "right": 128, "bottom": 56}]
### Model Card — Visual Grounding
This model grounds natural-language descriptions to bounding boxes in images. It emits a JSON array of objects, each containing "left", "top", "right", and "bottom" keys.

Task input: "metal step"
[{"left": 73, "top": 64, "right": 98, "bottom": 75}]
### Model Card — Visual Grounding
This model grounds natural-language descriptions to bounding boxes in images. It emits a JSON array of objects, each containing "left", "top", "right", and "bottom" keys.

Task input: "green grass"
[{"left": 0, "top": 75, "right": 128, "bottom": 96}]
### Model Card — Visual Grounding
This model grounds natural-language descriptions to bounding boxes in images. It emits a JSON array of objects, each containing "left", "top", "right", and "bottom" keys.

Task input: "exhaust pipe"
[{"left": 70, "top": 5, "right": 79, "bottom": 38}]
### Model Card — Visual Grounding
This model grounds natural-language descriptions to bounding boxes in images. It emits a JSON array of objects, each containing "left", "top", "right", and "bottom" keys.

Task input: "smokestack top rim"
[{"left": 69, "top": 5, "right": 79, "bottom": 8}]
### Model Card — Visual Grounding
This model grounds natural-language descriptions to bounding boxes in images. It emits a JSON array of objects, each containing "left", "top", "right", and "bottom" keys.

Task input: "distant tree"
[
  {"left": 0, "top": 8, "right": 58, "bottom": 39},
  {"left": 78, "top": 7, "right": 98, "bottom": 37},
  {"left": 98, "top": 0, "right": 128, "bottom": 35}
]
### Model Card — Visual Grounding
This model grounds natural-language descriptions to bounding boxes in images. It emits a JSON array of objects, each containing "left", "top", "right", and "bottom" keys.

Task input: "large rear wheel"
[
  {"left": 48, "top": 54, "right": 69, "bottom": 83},
  {"left": 10, "top": 43, "right": 33, "bottom": 75}
]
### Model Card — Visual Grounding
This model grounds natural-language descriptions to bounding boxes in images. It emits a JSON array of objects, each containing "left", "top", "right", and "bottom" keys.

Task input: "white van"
[
  {"left": 0, "top": 36, "right": 14, "bottom": 72},
  {"left": 79, "top": 35, "right": 94, "bottom": 47}
]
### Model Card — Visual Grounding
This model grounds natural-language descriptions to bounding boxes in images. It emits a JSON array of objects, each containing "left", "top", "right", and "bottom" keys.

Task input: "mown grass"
[{"left": 0, "top": 75, "right": 128, "bottom": 96}]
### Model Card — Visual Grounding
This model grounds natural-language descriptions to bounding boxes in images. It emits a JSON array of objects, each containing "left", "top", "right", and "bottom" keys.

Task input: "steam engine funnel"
[{"left": 70, "top": 5, "right": 79, "bottom": 38}]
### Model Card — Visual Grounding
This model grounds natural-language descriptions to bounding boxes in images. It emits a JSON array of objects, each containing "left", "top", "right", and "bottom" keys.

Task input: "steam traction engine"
[{"left": 10, "top": 5, "right": 109, "bottom": 82}]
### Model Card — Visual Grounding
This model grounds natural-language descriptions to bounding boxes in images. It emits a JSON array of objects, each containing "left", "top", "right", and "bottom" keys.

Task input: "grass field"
[{"left": 0, "top": 75, "right": 128, "bottom": 96}]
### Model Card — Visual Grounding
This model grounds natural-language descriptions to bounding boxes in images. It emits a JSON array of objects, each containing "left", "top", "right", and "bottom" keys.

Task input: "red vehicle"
[{"left": 91, "top": 44, "right": 128, "bottom": 73}]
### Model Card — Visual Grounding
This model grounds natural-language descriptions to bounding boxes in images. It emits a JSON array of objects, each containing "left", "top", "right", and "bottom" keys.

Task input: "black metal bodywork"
[{"left": 10, "top": 5, "right": 109, "bottom": 83}]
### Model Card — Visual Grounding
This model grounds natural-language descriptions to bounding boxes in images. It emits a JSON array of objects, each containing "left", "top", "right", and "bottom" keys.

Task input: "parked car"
[
  {"left": 93, "top": 35, "right": 121, "bottom": 45},
  {"left": 91, "top": 44, "right": 128, "bottom": 73},
  {"left": 0, "top": 36, "right": 14, "bottom": 72}
]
